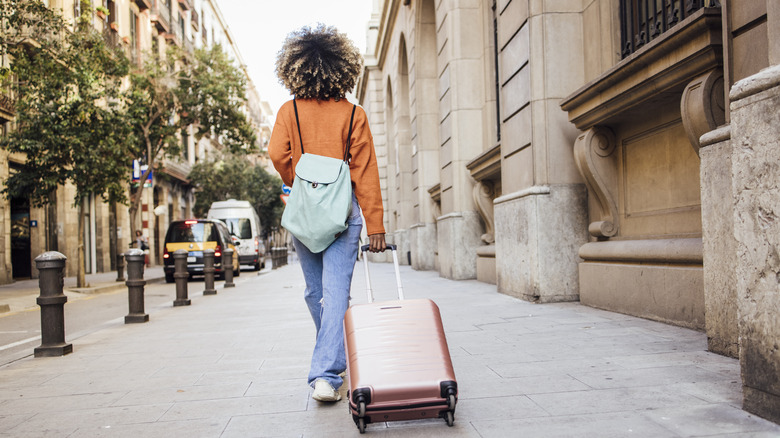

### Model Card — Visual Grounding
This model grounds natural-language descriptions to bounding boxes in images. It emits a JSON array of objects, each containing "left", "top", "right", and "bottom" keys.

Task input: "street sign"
[
  {"left": 132, "top": 160, "right": 152, "bottom": 188},
  {"left": 281, "top": 184, "right": 291, "bottom": 195}
]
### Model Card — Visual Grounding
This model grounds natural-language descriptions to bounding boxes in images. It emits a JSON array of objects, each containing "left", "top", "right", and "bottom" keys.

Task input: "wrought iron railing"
[
  {"left": 151, "top": 0, "right": 171, "bottom": 33},
  {"left": 619, "top": 0, "right": 719, "bottom": 58},
  {"left": 190, "top": 8, "right": 199, "bottom": 31},
  {"left": 0, "top": 90, "right": 16, "bottom": 118},
  {"left": 102, "top": 26, "right": 121, "bottom": 49}
]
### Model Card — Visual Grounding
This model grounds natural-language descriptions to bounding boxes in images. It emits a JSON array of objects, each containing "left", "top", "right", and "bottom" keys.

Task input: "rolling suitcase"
[{"left": 344, "top": 244, "right": 458, "bottom": 433}]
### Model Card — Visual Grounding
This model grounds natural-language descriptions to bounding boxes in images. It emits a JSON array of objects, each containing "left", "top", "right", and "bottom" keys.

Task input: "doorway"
[{"left": 11, "top": 197, "right": 31, "bottom": 279}]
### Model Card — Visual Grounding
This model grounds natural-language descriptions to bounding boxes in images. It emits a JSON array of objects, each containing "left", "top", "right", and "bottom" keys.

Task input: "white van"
[{"left": 207, "top": 199, "right": 265, "bottom": 270}]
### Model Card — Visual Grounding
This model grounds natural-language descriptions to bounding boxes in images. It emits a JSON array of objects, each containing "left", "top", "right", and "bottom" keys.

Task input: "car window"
[
  {"left": 217, "top": 223, "right": 232, "bottom": 245},
  {"left": 223, "top": 218, "right": 252, "bottom": 239},
  {"left": 168, "top": 222, "right": 216, "bottom": 242}
]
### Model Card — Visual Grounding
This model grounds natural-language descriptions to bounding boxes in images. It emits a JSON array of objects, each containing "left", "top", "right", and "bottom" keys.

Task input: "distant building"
[{"left": 0, "top": 0, "right": 272, "bottom": 281}]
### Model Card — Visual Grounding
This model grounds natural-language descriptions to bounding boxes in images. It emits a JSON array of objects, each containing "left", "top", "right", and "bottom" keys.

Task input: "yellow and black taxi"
[{"left": 163, "top": 219, "right": 241, "bottom": 283}]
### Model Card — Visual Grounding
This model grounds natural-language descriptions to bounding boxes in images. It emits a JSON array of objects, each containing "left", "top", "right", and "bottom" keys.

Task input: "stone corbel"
[
  {"left": 681, "top": 69, "right": 726, "bottom": 156},
  {"left": 573, "top": 126, "right": 619, "bottom": 238},
  {"left": 472, "top": 181, "right": 495, "bottom": 244}
]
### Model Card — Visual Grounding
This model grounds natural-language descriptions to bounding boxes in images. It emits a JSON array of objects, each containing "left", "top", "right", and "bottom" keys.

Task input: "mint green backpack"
[{"left": 281, "top": 100, "right": 357, "bottom": 253}]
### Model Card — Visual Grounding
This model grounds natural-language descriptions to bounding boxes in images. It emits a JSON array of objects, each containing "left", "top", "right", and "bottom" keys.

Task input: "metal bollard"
[
  {"left": 124, "top": 249, "right": 149, "bottom": 323},
  {"left": 173, "top": 249, "right": 191, "bottom": 306},
  {"left": 115, "top": 253, "right": 126, "bottom": 282},
  {"left": 203, "top": 249, "right": 216, "bottom": 295},
  {"left": 34, "top": 251, "right": 73, "bottom": 357},
  {"left": 223, "top": 248, "right": 235, "bottom": 288}
]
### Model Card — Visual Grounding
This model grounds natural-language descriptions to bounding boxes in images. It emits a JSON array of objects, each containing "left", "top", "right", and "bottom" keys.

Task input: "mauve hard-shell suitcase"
[{"left": 343, "top": 244, "right": 458, "bottom": 433}]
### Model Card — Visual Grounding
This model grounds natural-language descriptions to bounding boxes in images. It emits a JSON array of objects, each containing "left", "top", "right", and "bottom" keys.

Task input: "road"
[{"left": 0, "top": 274, "right": 257, "bottom": 366}]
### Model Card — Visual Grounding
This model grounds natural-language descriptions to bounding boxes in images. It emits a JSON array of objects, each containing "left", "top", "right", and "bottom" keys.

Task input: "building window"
[
  {"left": 620, "top": 0, "right": 713, "bottom": 58},
  {"left": 129, "top": 9, "right": 138, "bottom": 64},
  {"left": 181, "top": 129, "right": 189, "bottom": 161}
]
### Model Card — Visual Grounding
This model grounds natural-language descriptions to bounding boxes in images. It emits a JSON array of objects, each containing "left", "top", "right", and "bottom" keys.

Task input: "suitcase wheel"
[
  {"left": 445, "top": 411, "right": 454, "bottom": 427},
  {"left": 358, "top": 400, "right": 367, "bottom": 417},
  {"left": 358, "top": 417, "right": 366, "bottom": 434},
  {"left": 447, "top": 394, "right": 457, "bottom": 412}
]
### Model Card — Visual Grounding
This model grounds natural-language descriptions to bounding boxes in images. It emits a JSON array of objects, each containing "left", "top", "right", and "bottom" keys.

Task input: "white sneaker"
[{"left": 312, "top": 379, "right": 342, "bottom": 402}]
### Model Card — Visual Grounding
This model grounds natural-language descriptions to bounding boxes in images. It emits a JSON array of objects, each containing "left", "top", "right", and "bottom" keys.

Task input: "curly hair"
[{"left": 275, "top": 24, "right": 363, "bottom": 100}]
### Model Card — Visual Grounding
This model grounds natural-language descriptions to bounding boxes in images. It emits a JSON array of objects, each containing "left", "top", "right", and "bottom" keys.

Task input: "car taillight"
[
  {"left": 254, "top": 238, "right": 260, "bottom": 253},
  {"left": 163, "top": 250, "right": 169, "bottom": 259},
  {"left": 214, "top": 245, "right": 222, "bottom": 258},
  {"left": 185, "top": 219, "right": 198, "bottom": 225}
]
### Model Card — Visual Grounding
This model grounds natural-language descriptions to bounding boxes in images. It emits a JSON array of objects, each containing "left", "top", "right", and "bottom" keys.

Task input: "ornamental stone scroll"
[
  {"left": 472, "top": 181, "right": 495, "bottom": 244},
  {"left": 681, "top": 69, "right": 726, "bottom": 156},
  {"left": 573, "top": 126, "right": 619, "bottom": 238}
]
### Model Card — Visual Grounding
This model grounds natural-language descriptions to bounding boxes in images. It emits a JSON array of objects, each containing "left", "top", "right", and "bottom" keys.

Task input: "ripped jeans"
[{"left": 292, "top": 194, "right": 363, "bottom": 390}]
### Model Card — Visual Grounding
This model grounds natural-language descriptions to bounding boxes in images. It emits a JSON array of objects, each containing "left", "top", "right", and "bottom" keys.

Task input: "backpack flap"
[{"left": 294, "top": 153, "right": 346, "bottom": 185}]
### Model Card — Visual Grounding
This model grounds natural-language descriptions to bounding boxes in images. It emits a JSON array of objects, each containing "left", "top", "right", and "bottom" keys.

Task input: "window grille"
[{"left": 619, "top": 0, "right": 718, "bottom": 58}]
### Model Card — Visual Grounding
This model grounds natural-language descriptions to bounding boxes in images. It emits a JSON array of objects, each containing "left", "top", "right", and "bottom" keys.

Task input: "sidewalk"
[
  {"left": 1, "top": 260, "right": 779, "bottom": 437},
  {"left": 0, "top": 265, "right": 167, "bottom": 315}
]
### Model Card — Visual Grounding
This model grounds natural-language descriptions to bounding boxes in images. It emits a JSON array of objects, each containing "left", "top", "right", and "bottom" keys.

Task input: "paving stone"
[
  {"left": 471, "top": 411, "right": 681, "bottom": 438},
  {"left": 642, "top": 403, "right": 780, "bottom": 437}
]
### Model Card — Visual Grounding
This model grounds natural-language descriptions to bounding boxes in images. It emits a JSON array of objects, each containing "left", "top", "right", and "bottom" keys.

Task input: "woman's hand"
[{"left": 368, "top": 233, "right": 386, "bottom": 253}]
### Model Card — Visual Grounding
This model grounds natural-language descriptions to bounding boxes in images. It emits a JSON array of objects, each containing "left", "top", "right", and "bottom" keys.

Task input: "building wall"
[
  {"left": 358, "top": 1, "right": 775, "bottom": 327},
  {"left": 360, "top": 0, "right": 780, "bottom": 424}
]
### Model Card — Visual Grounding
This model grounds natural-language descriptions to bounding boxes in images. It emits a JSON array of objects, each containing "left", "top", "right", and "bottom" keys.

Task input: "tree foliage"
[
  {"left": 177, "top": 44, "right": 257, "bottom": 150},
  {"left": 0, "top": 0, "right": 132, "bottom": 207},
  {"left": 188, "top": 152, "right": 283, "bottom": 234},
  {"left": 124, "top": 44, "right": 258, "bottom": 229}
]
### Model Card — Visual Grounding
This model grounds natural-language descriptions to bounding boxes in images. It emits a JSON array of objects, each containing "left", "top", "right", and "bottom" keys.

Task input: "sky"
[{"left": 216, "top": 0, "right": 375, "bottom": 116}]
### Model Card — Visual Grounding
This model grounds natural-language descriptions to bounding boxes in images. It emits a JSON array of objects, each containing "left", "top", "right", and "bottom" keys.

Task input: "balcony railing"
[
  {"left": 619, "top": 0, "right": 718, "bottom": 58},
  {"left": 151, "top": 0, "right": 171, "bottom": 33},
  {"left": 133, "top": 0, "right": 152, "bottom": 12},
  {"left": 165, "top": 13, "right": 184, "bottom": 47},
  {"left": 102, "top": 25, "right": 121, "bottom": 49},
  {"left": 0, "top": 90, "right": 16, "bottom": 121},
  {"left": 190, "top": 8, "right": 199, "bottom": 31}
]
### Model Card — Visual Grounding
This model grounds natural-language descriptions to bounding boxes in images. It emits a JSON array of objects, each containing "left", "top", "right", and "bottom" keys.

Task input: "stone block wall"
[
  {"left": 730, "top": 64, "right": 780, "bottom": 423},
  {"left": 700, "top": 126, "right": 739, "bottom": 357}
]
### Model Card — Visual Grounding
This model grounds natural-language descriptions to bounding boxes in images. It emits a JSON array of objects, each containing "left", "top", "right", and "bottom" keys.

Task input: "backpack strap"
[
  {"left": 293, "top": 98, "right": 305, "bottom": 155},
  {"left": 293, "top": 99, "right": 357, "bottom": 163},
  {"left": 344, "top": 104, "right": 357, "bottom": 162}
]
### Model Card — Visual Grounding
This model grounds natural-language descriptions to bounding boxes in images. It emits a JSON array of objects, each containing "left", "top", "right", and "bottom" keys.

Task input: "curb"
[
  {"left": 65, "top": 276, "right": 167, "bottom": 295},
  {"left": 0, "top": 276, "right": 167, "bottom": 314}
]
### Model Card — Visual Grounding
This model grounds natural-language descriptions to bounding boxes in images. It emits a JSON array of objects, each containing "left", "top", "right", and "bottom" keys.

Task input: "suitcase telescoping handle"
[{"left": 360, "top": 243, "right": 404, "bottom": 303}]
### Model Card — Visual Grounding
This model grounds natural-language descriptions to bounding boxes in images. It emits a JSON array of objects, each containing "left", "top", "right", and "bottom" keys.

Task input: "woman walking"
[{"left": 269, "top": 24, "right": 386, "bottom": 402}]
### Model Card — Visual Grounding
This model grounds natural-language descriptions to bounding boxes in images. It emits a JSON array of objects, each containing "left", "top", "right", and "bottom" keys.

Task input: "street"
[
  {"left": 1, "top": 260, "right": 778, "bottom": 437},
  {"left": 0, "top": 270, "right": 260, "bottom": 367}
]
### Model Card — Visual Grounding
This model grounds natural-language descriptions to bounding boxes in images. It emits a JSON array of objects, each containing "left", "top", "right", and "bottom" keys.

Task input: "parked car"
[
  {"left": 207, "top": 199, "right": 265, "bottom": 270},
  {"left": 162, "top": 219, "right": 240, "bottom": 283}
]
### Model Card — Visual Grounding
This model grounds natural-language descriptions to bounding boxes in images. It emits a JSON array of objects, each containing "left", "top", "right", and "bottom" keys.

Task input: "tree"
[
  {"left": 123, "top": 43, "right": 257, "bottom": 232},
  {"left": 188, "top": 152, "right": 283, "bottom": 235},
  {"left": 1, "top": 1, "right": 132, "bottom": 286}
]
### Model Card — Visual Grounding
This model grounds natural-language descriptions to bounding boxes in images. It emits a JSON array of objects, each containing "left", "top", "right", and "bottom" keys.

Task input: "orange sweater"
[{"left": 269, "top": 98, "right": 385, "bottom": 236}]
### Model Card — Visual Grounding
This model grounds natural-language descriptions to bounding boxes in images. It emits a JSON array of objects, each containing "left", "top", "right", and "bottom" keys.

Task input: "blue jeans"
[{"left": 292, "top": 194, "right": 363, "bottom": 390}]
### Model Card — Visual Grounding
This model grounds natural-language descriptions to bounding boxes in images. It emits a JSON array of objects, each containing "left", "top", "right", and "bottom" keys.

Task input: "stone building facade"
[
  {"left": 358, "top": 0, "right": 780, "bottom": 423},
  {"left": 0, "top": 0, "right": 271, "bottom": 281}
]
